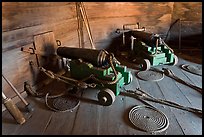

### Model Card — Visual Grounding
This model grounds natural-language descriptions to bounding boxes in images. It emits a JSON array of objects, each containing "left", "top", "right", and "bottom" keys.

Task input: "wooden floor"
[{"left": 2, "top": 55, "right": 202, "bottom": 135}]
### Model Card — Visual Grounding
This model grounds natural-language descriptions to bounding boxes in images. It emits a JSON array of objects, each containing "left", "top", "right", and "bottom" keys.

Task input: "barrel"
[{"left": 57, "top": 47, "right": 109, "bottom": 67}]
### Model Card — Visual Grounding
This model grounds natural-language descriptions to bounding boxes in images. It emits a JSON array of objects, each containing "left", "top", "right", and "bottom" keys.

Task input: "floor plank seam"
[
  {"left": 42, "top": 113, "right": 53, "bottom": 135},
  {"left": 70, "top": 94, "right": 83, "bottom": 135},
  {"left": 156, "top": 82, "right": 185, "bottom": 135},
  {"left": 96, "top": 106, "right": 101, "bottom": 135},
  {"left": 171, "top": 78, "right": 196, "bottom": 106},
  {"left": 173, "top": 113, "right": 185, "bottom": 135},
  {"left": 180, "top": 69, "right": 202, "bottom": 88}
]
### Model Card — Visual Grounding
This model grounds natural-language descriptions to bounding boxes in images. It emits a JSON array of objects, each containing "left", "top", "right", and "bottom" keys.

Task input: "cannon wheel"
[
  {"left": 98, "top": 88, "right": 115, "bottom": 106},
  {"left": 125, "top": 73, "right": 133, "bottom": 85},
  {"left": 140, "top": 59, "right": 151, "bottom": 71},
  {"left": 170, "top": 55, "right": 178, "bottom": 66}
]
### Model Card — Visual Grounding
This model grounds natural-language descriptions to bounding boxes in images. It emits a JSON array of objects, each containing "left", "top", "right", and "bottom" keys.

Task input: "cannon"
[
  {"left": 57, "top": 47, "right": 132, "bottom": 106},
  {"left": 116, "top": 23, "right": 178, "bottom": 71}
]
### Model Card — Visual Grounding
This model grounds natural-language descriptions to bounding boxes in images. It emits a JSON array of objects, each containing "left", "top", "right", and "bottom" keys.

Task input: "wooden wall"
[
  {"left": 2, "top": 2, "right": 201, "bottom": 104},
  {"left": 168, "top": 2, "right": 202, "bottom": 49},
  {"left": 2, "top": 2, "right": 77, "bottom": 101},
  {"left": 82, "top": 2, "right": 174, "bottom": 49}
]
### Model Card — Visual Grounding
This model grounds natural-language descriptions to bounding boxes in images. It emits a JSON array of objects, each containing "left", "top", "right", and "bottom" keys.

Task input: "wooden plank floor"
[{"left": 2, "top": 55, "right": 202, "bottom": 135}]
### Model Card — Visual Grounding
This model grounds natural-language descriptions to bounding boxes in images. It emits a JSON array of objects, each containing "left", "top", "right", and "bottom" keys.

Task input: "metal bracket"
[
  {"left": 21, "top": 46, "right": 36, "bottom": 54},
  {"left": 20, "top": 45, "right": 54, "bottom": 56}
]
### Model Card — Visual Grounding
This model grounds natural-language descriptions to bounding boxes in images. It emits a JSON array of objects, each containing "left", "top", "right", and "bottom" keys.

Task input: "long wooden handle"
[
  {"left": 78, "top": 3, "right": 95, "bottom": 49},
  {"left": 2, "top": 74, "right": 29, "bottom": 105},
  {"left": 2, "top": 92, "right": 26, "bottom": 125}
]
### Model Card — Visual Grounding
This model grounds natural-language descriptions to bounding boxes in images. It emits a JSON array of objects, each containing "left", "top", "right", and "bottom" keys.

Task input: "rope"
[
  {"left": 39, "top": 67, "right": 97, "bottom": 89},
  {"left": 24, "top": 81, "right": 45, "bottom": 97},
  {"left": 121, "top": 88, "right": 202, "bottom": 117},
  {"left": 90, "top": 51, "right": 119, "bottom": 85},
  {"left": 45, "top": 92, "right": 80, "bottom": 113},
  {"left": 160, "top": 39, "right": 174, "bottom": 53}
]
